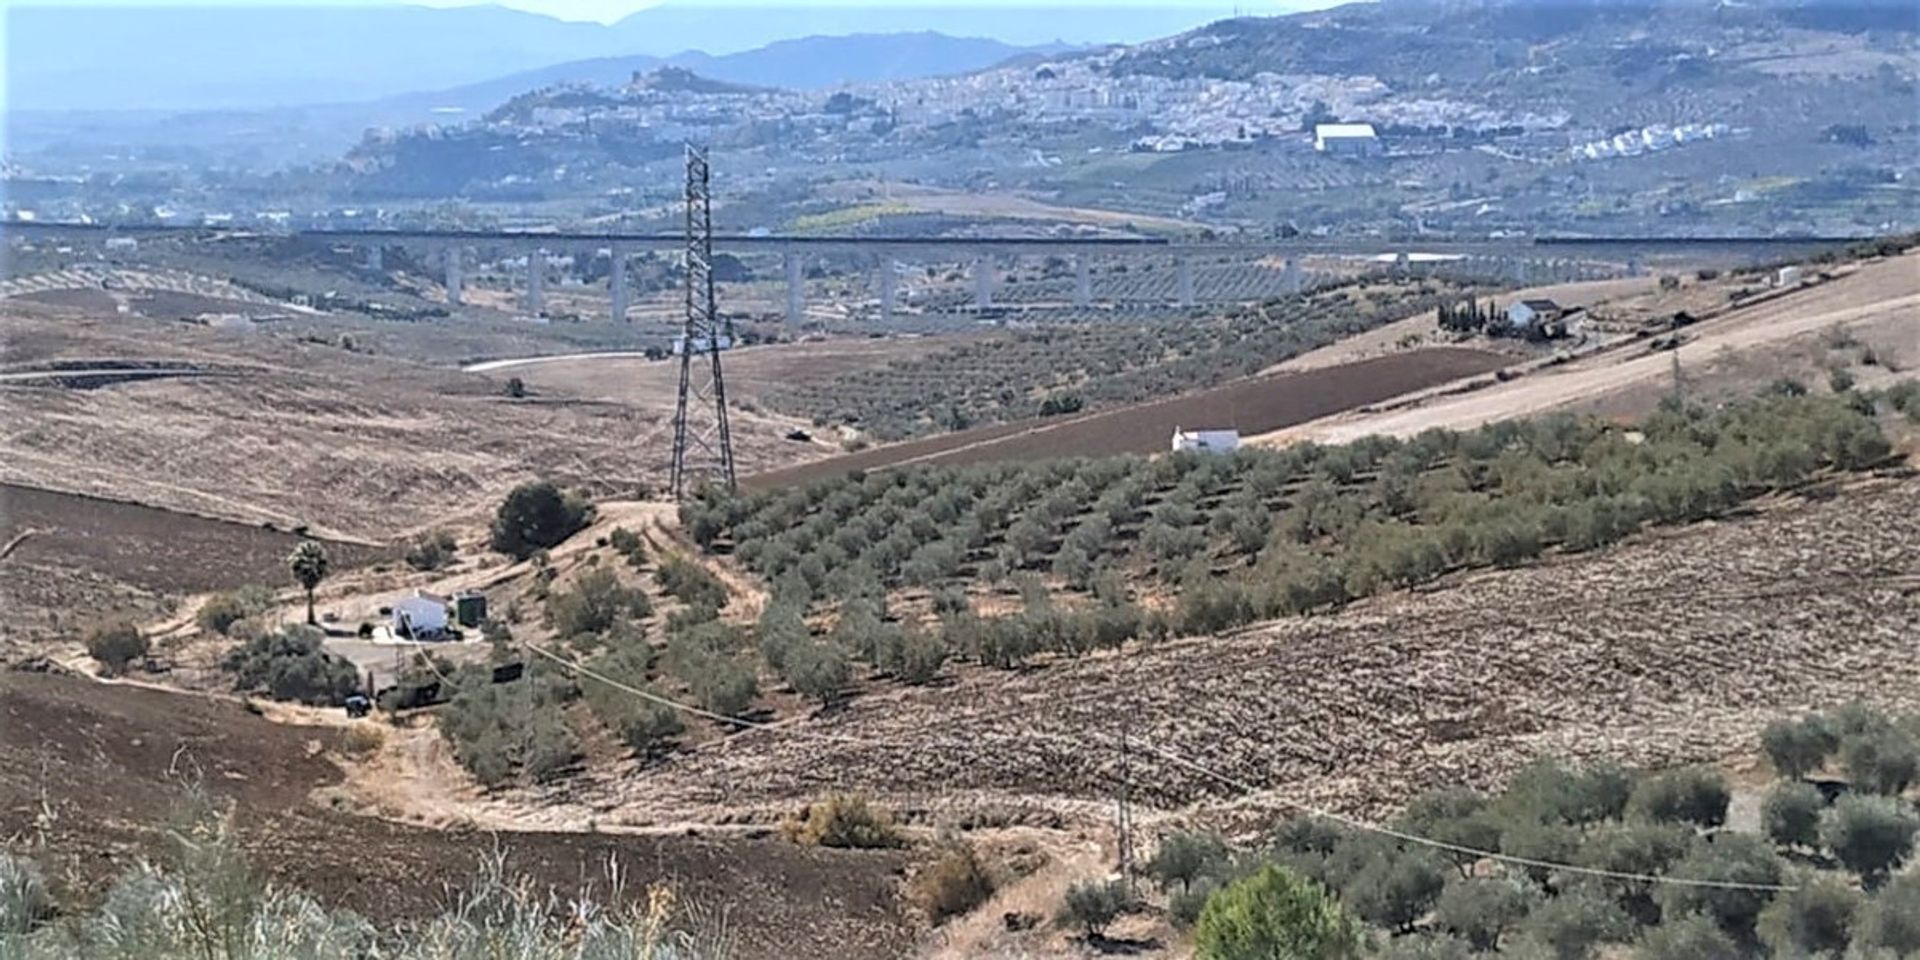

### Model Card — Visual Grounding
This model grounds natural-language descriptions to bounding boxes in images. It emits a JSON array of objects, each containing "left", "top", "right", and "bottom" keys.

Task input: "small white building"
[
  {"left": 1506, "top": 298, "right": 1564, "bottom": 330},
  {"left": 391, "top": 591, "right": 449, "bottom": 640},
  {"left": 1172, "top": 428, "right": 1241, "bottom": 454},
  {"left": 1314, "top": 123, "right": 1381, "bottom": 156},
  {"left": 1776, "top": 266, "right": 1803, "bottom": 288}
]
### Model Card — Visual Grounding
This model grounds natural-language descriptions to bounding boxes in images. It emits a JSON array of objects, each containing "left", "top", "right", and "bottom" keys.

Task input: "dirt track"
[
  {"left": 1255, "top": 252, "right": 1920, "bottom": 445},
  {"left": 747, "top": 347, "right": 1508, "bottom": 487},
  {"left": 0, "top": 672, "right": 918, "bottom": 959}
]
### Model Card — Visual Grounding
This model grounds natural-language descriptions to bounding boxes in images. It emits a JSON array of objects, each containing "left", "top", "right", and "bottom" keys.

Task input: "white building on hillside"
[
  {"left": 1314, "top": 123, "right": 1381, "bottom": 156},
  {"left": 391, "top": 591, "right": 449, "bottom": 640},
  {"left": 1172, "top": 428, "right": 1241, "bottom": 454}
]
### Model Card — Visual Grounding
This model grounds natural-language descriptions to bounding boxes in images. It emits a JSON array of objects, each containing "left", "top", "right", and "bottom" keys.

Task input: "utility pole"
[
  {"left": 1116, "top": 714, "right": 1135, "bottom": 892},
  {"left": 669, "top": 144, "right": 737, "bottom": 499}
]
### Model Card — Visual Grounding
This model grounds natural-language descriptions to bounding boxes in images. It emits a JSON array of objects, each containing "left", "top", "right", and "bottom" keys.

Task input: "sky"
[{"left": 0, "top": 0, "right": 1303, "bottom": 26}]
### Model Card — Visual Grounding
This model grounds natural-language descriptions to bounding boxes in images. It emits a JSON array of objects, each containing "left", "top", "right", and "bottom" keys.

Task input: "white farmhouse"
[
  {"left": 1314, "top": 123, "right": 1381, "bottom": 156},
  {"left": 391, "top": 591, "right": 449, "bottom": 640},
  {"left": 1172, "top": 428, "right": 1241, "bottom": 454},
  {"left": 1506, "top": 298, "right": 1564, "bottom": 330}
]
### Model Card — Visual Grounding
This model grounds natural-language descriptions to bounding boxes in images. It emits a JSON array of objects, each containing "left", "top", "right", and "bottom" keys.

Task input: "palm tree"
[{"left": 287, "top": 540, "right": 330, "bottom": 625}]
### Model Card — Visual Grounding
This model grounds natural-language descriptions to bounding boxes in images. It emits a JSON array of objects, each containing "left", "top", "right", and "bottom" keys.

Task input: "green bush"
[
  {"left": 1842, "top": 726, "right": 1920, "bottom": 796},
  {"left": 1343, "top": 852, "right": 1445, "bottom": 933},
  {"left": 1755, "top": 876, "right": 1861, "bottom": 958},
  {"left": 1761, "top": 782, "right": 1826, "bottom": 850},
  {"left": 783, "top": 641, "right": 850, "bottom": 706},
  {"left": 1148, "top": 831, "right": 1229, "bottom": 894},
  {"left": 85, "top": 620, "right": 148, "bottom": 675},
  {"left": 0, "top": 853, "right": 51, "bottom": 935},
  {"left": 1631, "top": 913, "right": 1739, "bottom": 960},
  {"left": 1520, "top": 886, "right": 1631, "bottom": 960},
  {"left": 1653, "top": 834, "right": 1783, "bottom": 936},
  {"left": 1395, "top": 787, "right": 1503, "bottom": 875},
  {"left": 685, "top": 656, "right": 757, "bottom": 719},
  {"left": 490, "top": 481, "right": 592, "bottom": 560},
  {"left": 403, "top": 529, "right": 458, "bottom": 571},
  {"left": 1057, "top": 878, "right": 1131, "bottom": 939},
  {"left": 1854, "top": 871, "right": 1920, "bottom": 955},
  {"left": 546, "top": 567, "right": 650, "bottom": 639},
  {"left": 196, "top": 585, "right": 274, "bottom": 635},
  {"left": 1763, "top": 714, "right": 1840, "bottom": 779},
  {"left": 1193, "top": 864, "right": 1362, "bottom": 960},
  {"left": 1820, "top": 793, "right": 1919, "bottom": 885},
  {"left": 1627, "top": 766, "right": 1730, "bottom": 828},
  {"left": 654, "top": 554, "right": 729, "bottom": 611},
  {"left": 222, "top": 626, "right": 360, "bottom": 705},
  {"left": 579, "top": 652, "right": 681, "bottom": 756},
  {"left": 1432, "top": 877, "right": 1535, "bottom": 951}
]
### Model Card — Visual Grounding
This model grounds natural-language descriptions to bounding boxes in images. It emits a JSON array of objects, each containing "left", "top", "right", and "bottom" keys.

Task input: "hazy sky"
[{"left": 5, "top": 0, "right": 1309, "bottom": 26}]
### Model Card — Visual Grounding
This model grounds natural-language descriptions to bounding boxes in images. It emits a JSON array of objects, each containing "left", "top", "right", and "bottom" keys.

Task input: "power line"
[{"left": 525, "top": 641, "right": 1798, "bottom": 893}]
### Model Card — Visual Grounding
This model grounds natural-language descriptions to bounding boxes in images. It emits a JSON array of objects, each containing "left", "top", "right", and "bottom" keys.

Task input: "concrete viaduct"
[{"left": 3, "top": 221, "right": 1858, "bottom": 324}]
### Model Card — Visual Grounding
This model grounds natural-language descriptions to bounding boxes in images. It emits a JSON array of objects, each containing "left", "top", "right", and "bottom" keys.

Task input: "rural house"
[
  {"left": 1506, "top": 298, "right": 1565, "bottom": 330},
  {"left": 1172, "top": 428, "right": 1241, "bottom": 454},
  {"left": 391, "top": 590, "right": 449, "bottom": 640},
  {"left": 1313, "top": 123, "right": 1381, "bottom": 156}
]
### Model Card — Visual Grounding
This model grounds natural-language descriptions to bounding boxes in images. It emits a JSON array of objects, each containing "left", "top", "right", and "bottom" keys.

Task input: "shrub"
[
  {"left": 654, "top": 554, "right": 729, "bottom": 612},
  {"left": 686, "top": 656, "right": 756, "bottom": 719},
  {"left": 519, "top": 712, "right": 577, "bottom": 783},
  {"left": 1653, "top": 834, "right": 1783, "bottom": 936},
  {"left": 1193, "top": 864, "right": 1362, "bottom": 960},
  {"left": 910, "top": 840, "right": 994, "bottom": 924},
  {"left": 85, "top": 620, "right": 148, "bottom": 675},
  {"left": 1820, "top": 793, "right": 1919, "bottom": 885},
  {"left": 787, "top": 794, "right": 901, "bottom": 849},
  {"left": 1343, "top": 852, "right": 1445, "bottom": 933},
  {"left": 1519, "top": 886, "right": 1631, "bottom": 960},
  {"left": 490, "top": 481, "right": 592, "bottom": 560},
  {"left": 1396, "top": 787, "right": 1503, "bottom": 876},
  {"left": 1632, "top": 913, "right": 1739, "bottom": 960},
  {"left": 1057, "top": 878, "right": 1129, "bottom": 939},
  {"left": 1763, "top": 715, "right": 1840, "bottom": 779},
  {"left": 1761, "top": 782, "right": 1825, "bottom": 850},
  {"left": 1378, "top": 933, "right": 1473, "bottom": 960},
  {"left": 546, "top": 568, "right": 650, "bottom": 639},
  {"left": 403, "top": 529, "right": 458, "bottom": 571},
  {"left": 1756, "top": 876, "right": 1861, "bottom": 958},
  {"left": 783, "top": 641, "right": 851, "bottom": 706},
  {"left": 891, "top": 630, "right": 947, "bottom": 685},
  {"left": 222, "top": 626, "right": 360, "bottom": 705},
  {"left": 196, "top": 586, "right": 273, "bottom": 635},
  {"left": 0, "top": 853, "right": 51, "bottom": 935},
  {"left": 1433, "top": 877, "right": 1535, "bottom": 951},
  {"left": 580, "top": 654, "right": 682, "bottom": 756},
  {"left": 607, "top": 526, "right": 646, "bottom": 563},
  {"left": 1854, "top": 871, "right": 1920, "bottom": 955},
  {"left": 1148, "top": 831, "right": 1229, "bottom": 894},
  {"left": 1627, "top": 766, "right": 1730, "bottom": 828},
  {"left": 1842, "top": 726, "right": 1920, "bottom": 795}
]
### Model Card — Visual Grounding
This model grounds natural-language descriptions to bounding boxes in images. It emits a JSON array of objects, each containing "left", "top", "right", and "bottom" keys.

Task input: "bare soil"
[
  {"left": 0, "top": 671, "right": 919, "bottom": 960},
  {"left": 452, "top": 474, "right": 1920, "bottom": 837}
]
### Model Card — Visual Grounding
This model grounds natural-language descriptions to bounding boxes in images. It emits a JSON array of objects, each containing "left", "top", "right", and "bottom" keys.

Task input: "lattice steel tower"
[{"left": 668, "top": 144, "right": 737, "bottom": 498}]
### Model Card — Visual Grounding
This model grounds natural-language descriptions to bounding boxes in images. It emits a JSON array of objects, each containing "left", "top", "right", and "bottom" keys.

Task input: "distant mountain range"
[{"left": 5, "top": 3, "right": 1253, "bottom": 113}]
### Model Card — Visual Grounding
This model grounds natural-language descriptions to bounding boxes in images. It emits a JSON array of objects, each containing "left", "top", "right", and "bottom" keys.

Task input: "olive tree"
[
  {"left": 1820, "top": 793, "right": 1919, "bottom": 887},
  {"left": 1761, "top": 782, "right": 1825, "bottom": 851}
]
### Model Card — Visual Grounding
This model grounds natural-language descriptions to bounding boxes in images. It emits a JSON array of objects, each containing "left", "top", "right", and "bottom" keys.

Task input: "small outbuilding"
[
  {"left": 1172, "top": 428, "right": 1241, "bottom": 454},
  {"left": 391, "top": 591, "right": 449, "bottom": 641},
  {"left": 1314, "top": 123, "right": 1381, "bottom": 156},
  {"left": 1506, "top": 298, "right": 1565, "bottom": 330}
]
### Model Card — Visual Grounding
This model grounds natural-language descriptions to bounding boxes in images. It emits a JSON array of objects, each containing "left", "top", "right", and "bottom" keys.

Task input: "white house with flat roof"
[{"left": 1314, "top": 123, "right": 1381, "bottom": 156}]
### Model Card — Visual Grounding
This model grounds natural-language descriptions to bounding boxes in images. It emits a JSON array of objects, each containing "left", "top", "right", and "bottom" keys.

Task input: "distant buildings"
[
  {"left": 1172, "top": 428, "right": 1241, "bottom": 454},
  {"left": 1314, "top": 123, "right": 1381, "bottom": 156}
]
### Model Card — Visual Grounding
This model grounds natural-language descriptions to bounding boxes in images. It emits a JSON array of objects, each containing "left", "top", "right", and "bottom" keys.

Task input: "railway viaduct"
[{"left": 3, "top": 221, "right": 1855, "bottom": 323}]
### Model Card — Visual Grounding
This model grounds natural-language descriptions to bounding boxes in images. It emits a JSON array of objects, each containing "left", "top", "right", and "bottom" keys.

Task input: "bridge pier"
[
  {"left": 1073, "top": 254, "right": 1092, "bottom": 308},
  {"left": 444, "top": 247, "right": 463, "bottom": 306},
  {"left": 1175, "top": 255, "right": 1195, "bottom": 308},
  {"left": 610, "top": 248, "right": 629, "bottom": 323},
  {"left": 1627, "top": 254, "right": 1644, "bottom": 279},
  {"left": 525, "top": 249, "right": 544, "bottom": 313},
  {"left": 365, "top": 245, "right": 383, "bottom": 272},
  {"left": 784, "top": 250, "right": 804, "bottom": 325},
  {"left": 1284, "top": 257, "right": 1303, "bottom": 294},
  {"left": 973, "top": 256, "right": 993, "bottom": 309},
  {"left": 876, "top": 252, "right": 897, "bottom": 324}
]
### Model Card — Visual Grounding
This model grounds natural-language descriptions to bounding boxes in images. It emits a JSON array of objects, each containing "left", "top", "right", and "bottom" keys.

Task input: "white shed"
[
  {"left": 1314, "top": 123, "right": 1381, "bottom": 156},
  {"left": 1776, "top": 265, "right": 1803, "bottom": 288},
  {"left": 1172, "top": 428, "right": 1241, "bottom": 454},
  {"left": 391, "top": 591, "right": 449, "bottom": 640},
  {"left": 1506, "top": 298, "right": 1564, "bottom": 330}
]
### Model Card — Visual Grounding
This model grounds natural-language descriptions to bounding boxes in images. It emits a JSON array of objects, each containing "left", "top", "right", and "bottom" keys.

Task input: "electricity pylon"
[{"left": 669, "top": 144, "right": 737, "bottom": 499}]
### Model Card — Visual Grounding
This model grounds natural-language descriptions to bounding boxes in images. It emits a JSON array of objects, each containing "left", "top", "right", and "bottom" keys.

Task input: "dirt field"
[
  {"left": 1254, "top": 251, "right": 1920, "bottom": 446},
  {"left": 429, "top": 473, "right": 1920, "bottom": 837},
  {"left": 0, "top": 671, "right": 919, "bottom": 959},
  {"left": 748, "top": 347, "right": 1509, "bottom": 487}
]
